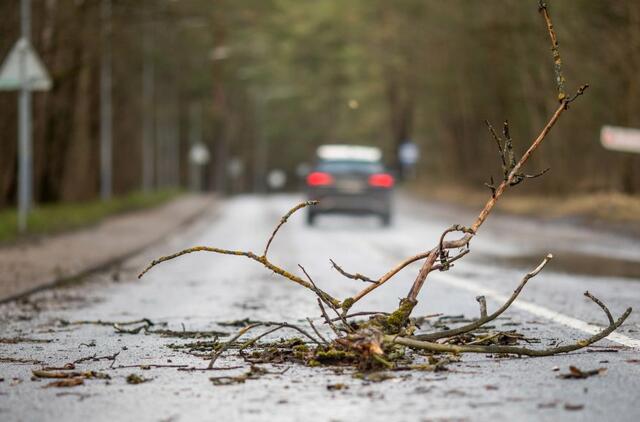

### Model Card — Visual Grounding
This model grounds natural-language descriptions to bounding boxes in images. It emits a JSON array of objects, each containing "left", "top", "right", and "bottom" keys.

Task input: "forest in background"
[{"left": 1, "top": 0, "right": 640, "bottom": 209}]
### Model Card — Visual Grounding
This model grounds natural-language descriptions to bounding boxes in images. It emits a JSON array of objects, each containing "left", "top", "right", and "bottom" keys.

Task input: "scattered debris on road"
[
  {"left": 558, "top": 366, "right": 606, "bottom": 379},
  {"left": 126, "top": 374, "right": 152, "bottom": 385}
]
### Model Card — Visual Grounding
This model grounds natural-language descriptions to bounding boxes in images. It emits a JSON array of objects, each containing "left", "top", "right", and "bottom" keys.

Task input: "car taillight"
[
  {"left": 368, "top": 173, "right": 394, "bottom": 188},
  {"left": 307, "top": 172, "right": 334, "bottom": 186}
]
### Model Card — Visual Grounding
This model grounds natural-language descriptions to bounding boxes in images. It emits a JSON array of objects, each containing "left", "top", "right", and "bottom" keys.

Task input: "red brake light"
[
  {"left": 307, "top": 172, "right": 334, "bottom": 186},
  {"left": 368, "top": 173, "right": 394, "bottom": 188}
]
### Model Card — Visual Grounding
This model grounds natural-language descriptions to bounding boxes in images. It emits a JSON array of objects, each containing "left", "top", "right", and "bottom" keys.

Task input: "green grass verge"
[{"left": 0, "top": 190, "right": 182, "bottom": 244}]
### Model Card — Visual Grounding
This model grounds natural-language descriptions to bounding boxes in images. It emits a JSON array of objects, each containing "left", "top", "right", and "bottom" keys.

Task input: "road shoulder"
[{"left": 0, "top": 194, "right": 215, "bottom": 302}]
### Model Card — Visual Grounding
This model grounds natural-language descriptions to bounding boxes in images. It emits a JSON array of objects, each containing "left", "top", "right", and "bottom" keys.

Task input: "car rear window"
[{"left": 316, "top": 160, "right": 384, "bottom": 174}]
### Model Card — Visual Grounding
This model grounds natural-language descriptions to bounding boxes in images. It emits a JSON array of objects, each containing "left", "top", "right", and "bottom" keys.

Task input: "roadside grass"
[
  {"left": 410, "top": 183, "right": 640, "bottom": 226},
  {"left": 0, "top": 189, "right": 181, "bottom": 244}
]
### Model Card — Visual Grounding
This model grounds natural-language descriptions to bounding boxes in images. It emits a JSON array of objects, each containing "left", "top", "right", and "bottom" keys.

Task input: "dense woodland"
[{"left": 1, "top": 0, "right": 640, "bottom": 209}]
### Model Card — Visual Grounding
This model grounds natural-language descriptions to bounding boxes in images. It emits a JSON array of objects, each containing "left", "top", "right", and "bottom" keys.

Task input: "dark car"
[{"left": 305, "top": 145, "right": 394, "bottom": 226}]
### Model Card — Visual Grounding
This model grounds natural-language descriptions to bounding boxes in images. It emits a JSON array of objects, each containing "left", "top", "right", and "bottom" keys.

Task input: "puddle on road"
[{"left": 473, "top": 251, "right": 640, "bottom": 281}]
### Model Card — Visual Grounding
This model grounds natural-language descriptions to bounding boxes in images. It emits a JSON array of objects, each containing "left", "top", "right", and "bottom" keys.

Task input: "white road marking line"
[
  {"left": 438, "top": 275, "right": 640, "bottom": 349},
  {"left": 329, "top": 219, "right": 640, "bottom": 350}
]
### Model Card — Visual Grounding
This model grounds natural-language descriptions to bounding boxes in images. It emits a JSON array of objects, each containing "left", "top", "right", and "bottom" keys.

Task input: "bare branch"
[
  {"left": 471, "top": 101, "right": 567, "bottom": 234},
  {"left": 485, "top": 120, "right": 507, "bottom": 172},
  {"left": 297, "top": 265, "right": 340, "bottom": 313},
  {"left": 345, "top": 233, "right": 474, "bottom": 310},
  {"left": 503, "top": 120, "right": 516, "bottom": 170},
  {"left": 317, "top": 298, "right": 341, "bottom": 336},
  {"left": 330, "top": 259, "right": 377, "bottom": 284},
  {"left": 263, "top": 200, "right": 318, "bottom": 258},
  {"left": 432, "top": 248, "right": 470, "bottom": 272},
  {"left": 330, "top": 311, "right": 390, "bottom": 322},
  {"left": 415, "top": 254, "right": 553, "bottom": 341},
  {"left": 391, "top": 296, "right": 632, "bottom": 357},
  {"left": 208, "top": 323, "right": 263, "bottom": 369},
  {"left": 307, "top": 317, "right": 329, "bottom": 344},
  {"left": 476, "top": 296, "right": 487, "bottom": 319},
  {"left": 238, "top": 322, "right": 322, "bottom": 351},
  {"left": 298, "top": 265, "right": 353, "bottom": 332},
  {"left": 584, "top": 291, "right": 614, "bottom": 325},
  {"left": 484, "top": 177, "right": 497, "bottom": 198},
  {"left": 139, "top": 244, "right": 340, "bottom": 308},
  {"left": 138, "top": 246, "right": 251, "bottom": 279},
  {"left": 539, "top": 0, "right": 566, "bottom": 102},
  {"left": 564, "top": 83, "right": 589, "bottom": 107},
  {"left": 208, "top": 321, "right": 321, "bottom": 369}
]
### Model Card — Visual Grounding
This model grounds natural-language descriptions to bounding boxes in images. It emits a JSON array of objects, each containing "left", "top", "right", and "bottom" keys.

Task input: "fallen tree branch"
[
  {"left": 208, "top": 321, "right": 322, "bottom": 369},
  {"left": 139, "top": 202, "right": 340, "bottom": 308},
  {"left": 134, "top": 2, "right": 631, "bottom": 373},
  {"left": 330, "top": 259, "right": 377, "bottom": 284},
  {"left": 208, "top": 323, "right": 263, "bottom": 369},
  {"left": 391, "top": 293, "right": 632, "bottom": 356},
  {"left": 307, "top": 318, "right": 329, "bottom": 345},
  {"left": 264, "top": 201, "right": 317, "bottom": 258},
  {"left": 415, "top": 254, "right": 552, "bottom": 341}
]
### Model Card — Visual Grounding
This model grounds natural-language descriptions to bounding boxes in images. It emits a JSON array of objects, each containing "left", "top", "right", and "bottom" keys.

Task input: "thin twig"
[
  {"left": 299, "top": 264, "right": 352, "bottom": 331},
  {"left": 476, "top": 296, "right": 488, "bottom": 319},
  {"left": 330, "top": 311, "right": 390, "bottom": 322},
  {"left": 139, "top": 247, "right": 340, "bottom": 307},
  {"left": 346, "top": 234, "right": 473, "bottom": 309},
  {"left": 307, "top": 318, "right": 329, "bottom": 344},
  {"left": 208, "top": 323, "right": 263, "bottom": 369},
  {"left": 432, "top": 248, "right": 470, "bottom": 271},
  {"left": 237, "top": 323, "right": 322, "bottom": 353},
  {"left": 317, "top": 298, "right": 341, "bottom": 337},
  {"left": 329, "top": 259, "right": 376, "bottom": 284},
  {"left": 539, "top": 0, "right": 566, "bottom": 101},
  {"left": 62, "top": 318, "right": 156, "bottom": 327},
  {"left": 415, "top": 254, "right": 553, "bottom": 341},
  {"left": 485, "top": 120, "right": 507, "bottom": 172},
  {"left": 73, "top": 351, "right": 120, "bottom": 365},
  {"left": 392, "top": 293, "right": 632, "bottom": 356},
  {"left": 584, "top": 291, "right": 613, "bottom": 325},
  {"left": 263, "top": 201, "right": 317, "bottom": 258}
]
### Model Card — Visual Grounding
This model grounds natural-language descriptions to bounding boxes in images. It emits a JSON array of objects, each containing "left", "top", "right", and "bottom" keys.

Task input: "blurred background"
[{"left": 1, "top": 0, "right": 640, "bottom": 239}]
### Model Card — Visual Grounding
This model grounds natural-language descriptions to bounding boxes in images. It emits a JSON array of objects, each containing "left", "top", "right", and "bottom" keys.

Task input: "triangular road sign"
[{"left": 0, "top": 37, "right": 52, "bottom": 91}]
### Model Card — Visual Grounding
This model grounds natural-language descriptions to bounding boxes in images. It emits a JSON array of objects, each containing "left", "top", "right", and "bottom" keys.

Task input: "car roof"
[{"left": 316, "top": 144, "right": 382, "bottom": 162}]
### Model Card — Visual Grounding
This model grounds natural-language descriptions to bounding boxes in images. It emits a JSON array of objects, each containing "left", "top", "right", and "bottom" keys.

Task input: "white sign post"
[
  {"left": 600, "top": 125, "right": 640, "bottom": 153},
  {"left": 398, "top": 142, "right": 420, "bottom": 166},
  {"left": 0, "top": 0, "right": 52, "bottom": 233},
  {"left": 189, "top": 142, "right": 210, "bottom": 192}
]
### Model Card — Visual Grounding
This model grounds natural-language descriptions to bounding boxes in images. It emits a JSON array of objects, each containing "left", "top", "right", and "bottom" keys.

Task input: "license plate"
[{"left": 336, "top": 179, "right": 364, "bottom": 193}]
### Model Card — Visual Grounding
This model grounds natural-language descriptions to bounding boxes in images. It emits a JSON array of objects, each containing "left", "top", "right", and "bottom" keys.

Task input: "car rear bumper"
[{"left": 307, "top": 189, "right": 391, "bottom": 215}]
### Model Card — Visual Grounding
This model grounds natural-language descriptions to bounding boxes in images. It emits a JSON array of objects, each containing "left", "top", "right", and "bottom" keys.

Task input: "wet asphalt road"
[{"left": 1, "top": 193, "right": 640, "bottom": 422}]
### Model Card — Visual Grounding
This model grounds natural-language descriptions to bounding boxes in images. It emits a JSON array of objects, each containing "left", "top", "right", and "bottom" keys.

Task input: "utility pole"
[
  {"left": 100, "top": 0, "right": 113, "bottom": 201},
  {"left": 141, "top": 5, "right": 155, "bottom": 193},
  {"left": 18, "top": 0, "right": 32, "bottom": 231}
]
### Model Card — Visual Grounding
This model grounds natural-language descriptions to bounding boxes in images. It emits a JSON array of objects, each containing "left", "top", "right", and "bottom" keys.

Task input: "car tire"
[{"left": 380, "top": 212, "right": 392, "bottom": 227}]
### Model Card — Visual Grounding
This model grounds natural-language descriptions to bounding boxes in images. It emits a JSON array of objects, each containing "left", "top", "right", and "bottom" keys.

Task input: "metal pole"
[
  {"left": 17, "top": 0, "right": 32, "bottom": 232},
  {"left": 253, "top": 95, "right": 267, "bottom": 194},
  {"left": 155, "top": 110, "right": 165, "bottom": 188},
  {"left": 188, "top": 103, "right": 202, "bottom": 191},
  {"left": 172, "top": 96, "right": 180, "bottom": 188},
  {"left": 141, "top": 9, "right": 155, "bottom": 193},
  {"left": 100, "top": 0, "right": 113, "bottom": 201}
]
